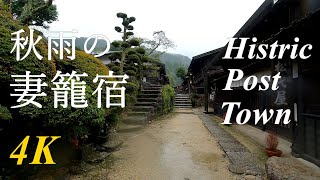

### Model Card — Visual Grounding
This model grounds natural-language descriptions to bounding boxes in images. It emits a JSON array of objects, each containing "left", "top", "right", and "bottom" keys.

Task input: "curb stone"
[{"left": 198, "top": 114, "right": 265, "bottom": 176}]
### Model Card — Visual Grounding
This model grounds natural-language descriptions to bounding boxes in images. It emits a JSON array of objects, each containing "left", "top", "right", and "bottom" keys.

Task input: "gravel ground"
[{"left": 107, "top": 110, "right": 235, "bottom": 180}]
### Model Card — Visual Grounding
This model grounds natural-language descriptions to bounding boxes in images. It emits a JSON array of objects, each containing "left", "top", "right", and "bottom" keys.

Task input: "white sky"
[{"left": 50, "top": 0, "right": 265, "bottom": 58}]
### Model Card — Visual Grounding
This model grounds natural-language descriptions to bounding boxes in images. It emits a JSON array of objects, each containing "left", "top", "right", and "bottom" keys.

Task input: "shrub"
[
  {"left": 129, "top": 38, "right": 140, "bottom": 46},
  {"left": 111, "top": 41, "right": 121, "bottom": 47},
  {"left": 127, "top": 54, "right": 141, "bottom": 64},
  {"left": 191, "top": 93, "right": 204, "bottom": 107},
  {"left": 125, "top": 82, "right": 139, "bottom": 95},
  {"left": 125, "top": 70, "right": 136, "bottom": 76},
  {"left": 106, "top": 112, "right": 121, "bottom": 127},
  {"left": 111, "top": 66, "right": 120, "bottom": 72},
  {"left": 126, "top": 66, "right": 138, "bottom": 72},
  {"left": 121, "top": 42, "right": 130, "bottom": 48},
  {"left": 0, "top": 9, "right": 113, "bottom": 141},
  {"left": 0, "top": 105, "right": 12, "bottom": 120},
  {"left": 135, "top": 47, "right": 146, "bottom": 55},
  {"left": 108, "top": 52, "right": 121, "bottom": 60},
  {"left": 142, "top": 56, "right": 150, "bottom": 62},
  {"left": 108, "top": 63, "right": 116, "bottom": 68},
  {"left": 161, "top": 84, "right": 175, "bottom": 114},
  {"left": 0, "top": 7, "right": 124, "bottom": 177},
  {"left": 127, "top": 49, "right": 137, "bottom": 55}
]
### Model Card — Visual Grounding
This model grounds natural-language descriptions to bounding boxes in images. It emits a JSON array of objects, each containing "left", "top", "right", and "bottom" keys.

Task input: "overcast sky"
[{"left": 50, "top": 0, "right": 265, "bottom": 58}]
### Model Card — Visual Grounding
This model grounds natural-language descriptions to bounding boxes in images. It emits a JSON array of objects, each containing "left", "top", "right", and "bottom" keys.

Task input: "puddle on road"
[
  {"left": 162, "top": 140, "right": 214, "bottom": 179},
  {"left": 160, "top": 126, "right": 216, "bottom": 179},
  {"left": 107, "top": 113, "right": 234, "bottom": 180}
]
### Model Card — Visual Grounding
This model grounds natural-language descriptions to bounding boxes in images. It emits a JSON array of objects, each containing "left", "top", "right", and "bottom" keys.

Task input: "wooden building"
[{"left": 188, "top": 0, "right": 320, "bottom": 166}]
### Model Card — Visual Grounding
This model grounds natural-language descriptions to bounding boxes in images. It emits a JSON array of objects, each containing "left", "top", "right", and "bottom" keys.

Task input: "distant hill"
[
  {"left": 159, "top": 52, "right": 191, "bottom": 86},
  {"left": 75, "top": 37, "right": 119, "bottom": 52}
]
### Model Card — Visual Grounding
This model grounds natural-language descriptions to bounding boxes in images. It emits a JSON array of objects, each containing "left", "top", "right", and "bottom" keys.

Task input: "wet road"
[{"left": 108, "top": 109, "right": 234, "bottom": 180}]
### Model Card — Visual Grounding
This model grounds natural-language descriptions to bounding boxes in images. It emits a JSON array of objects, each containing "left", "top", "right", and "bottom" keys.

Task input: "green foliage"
[
  {"left": 0, "top": 0, "right": 10, "bottom": 11},
  {"left": 127, "top": 25, "right": 134, "bottom": 30},
  {"left": 111, "top": 66, "right": 120, "bottom": 72},
  {"left": 123, "top": 82, "right": 138, "bottom": 108},
  {"left": 115, "top": 26, "right": 122, "bottom": 32},
  {"left": 106, "top": 112, "right": 121, "bottom": 128},
  {"left": 126, "top": 66, "right": 138, "bottom": 72},
  {"left": 116, "top": 12, "right": 127, "bottom": 19},
  {"left": 114, "top": 12, "right": 139, "bottom": 74},
  {"left": 121, "top": 42, "right": 130, "bottom": 48},
  {"left": 0, "top": 10, "right": 110, "bottom": 141},
  {"left": 125, "top": 70, "right": 136, "bottom": 76},
  {"left": 126, "top": 32, "right": 134, "bottom": 37},
  {"left": 176, "top": 66, "right": 186, "bottom": 80},
  {"left": 122, "top": 20, "right": 129, "bottom": 26},
  {"left": 108, "top": 63, "right": 116, "bottom": 68},
  {"left": 142, "top": 56, "right": 150, "bottom": 62},
  {"left": 129, "top": 38, "right": 140, "bottom": 46},
  {"left": 128, "top": 17, "right": 136, "bottom": 23},
  {"left": 127, "top": 49, "right": 137, "bottom": 55},
  {"left": 111, "top": 41, "right": 121, "bottom": 48},
  {"left": 135, "top": 47, "right": 146, "bottom": 54},
  {"left": 125, "top": 82, "right": 139, "bottom": 95},
  {"left": 12, "top": 0, "right": 58, "bottom": 28},
  {"left": 161, "top": 85, "right": 175, "bottom": 114},
  {"left": 127, "top": 54, "right": 140, "bottom": 63},
  {"left": 0, "top": 105, "right": 12, "bottom": 120},
  {"left": 108, "top": 51, "right": 121, "bottom": 60},
  {"left": 159, "top": 52, "right": 191, "bottom": 86}
]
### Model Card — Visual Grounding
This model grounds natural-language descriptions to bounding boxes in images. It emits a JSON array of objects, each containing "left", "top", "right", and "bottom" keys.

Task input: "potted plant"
[{"left": 265, "top": 133, "right": 282, "bottom": 157}]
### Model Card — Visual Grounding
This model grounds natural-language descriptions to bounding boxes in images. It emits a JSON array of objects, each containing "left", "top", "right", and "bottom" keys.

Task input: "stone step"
[
  {"left": 175, "top": 102, "right": 192, "bottom": 105},
  {"left": 174, "top": 103, "right": 191, "bottom": 106},
  {"left": 131, "top": 106, "right": 155, "bottom": 112},
  {"left": 138, "top": 94, "right": 159, "bottom": 98},
  {"left": 117, "top": 124, "right": 144, "bottom": 133},
  {"left": 175, "top": 95, "right": 190, "bottom": 97},
  {"left": 122, "top": 115, "right": 148, "bottom": 125},
  {"left": 127, "top": 111, "right": 150, "bottom": 116},
  {"left": 175, "top": 98, "right": 191, "bottom": 100},
  {"left": 175, "top": 106, "right": 192, "bottom": 109},
  {"left": 141, "top": 90, "right": 161, "bottom": 94},
  {"left": 175, "top": 104, "right": 192, "bottom": 107},
  {"left": 135, "top": 102, "right": 156, "bottom": 106},
  {"left": 145, "top": 85, "right": 162, "bottom": 88},
  {"left": 176, "top": 94, "right": 190, "bottom": 97},
  {"left": 137, "top": 98, "right": 158, "bottom": 102},
  {"left": 143, "top": 87, "right": 162, "bottom": 90},
  {"left": 175, "top": 100, "right": 191, "bottom": 103}
]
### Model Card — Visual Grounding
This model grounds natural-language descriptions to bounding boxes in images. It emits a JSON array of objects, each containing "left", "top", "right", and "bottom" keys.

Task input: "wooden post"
[
  {"left": 188, "top": 74, "right": 192, "bottom": 94},
  {"left": 204, "top": 72, "right": 209, "bottom": 113}
]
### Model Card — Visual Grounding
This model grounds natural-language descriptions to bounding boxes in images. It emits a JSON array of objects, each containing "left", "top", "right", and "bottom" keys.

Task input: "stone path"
[{"left": 198, "top": 113, "right": 266, "bottom": 176}]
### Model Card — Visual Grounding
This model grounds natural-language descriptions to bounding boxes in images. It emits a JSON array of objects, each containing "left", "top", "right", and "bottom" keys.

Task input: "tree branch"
[{"left": 148, "top": 40, "right": 161, "bottom": 55}]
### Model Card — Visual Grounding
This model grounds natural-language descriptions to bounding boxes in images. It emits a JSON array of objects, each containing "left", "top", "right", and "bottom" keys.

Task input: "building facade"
[{"left": 188, "top": 0, "right": 320, "bottom": 166}]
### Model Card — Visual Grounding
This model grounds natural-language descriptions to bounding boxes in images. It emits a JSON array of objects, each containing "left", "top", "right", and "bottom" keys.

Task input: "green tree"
[
  {"left": 0, "top": 9, "right": 106, "bottom": 140},
  {"left": 11, "top": 0, "right": 58, "bottom": 28},
  {"left": 113, "top": 12, "right": 140, "bottom": 74},
  {"left": 176, "top": 67, "right": 186, "bottom": 80}
]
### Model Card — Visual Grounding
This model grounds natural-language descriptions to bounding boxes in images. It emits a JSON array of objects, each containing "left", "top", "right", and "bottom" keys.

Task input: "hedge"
[{"left": 161, "top": 84, "right": 175, "bottom": 114}]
